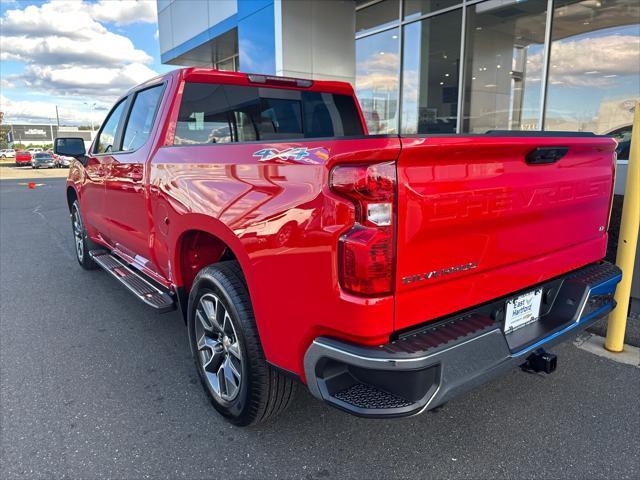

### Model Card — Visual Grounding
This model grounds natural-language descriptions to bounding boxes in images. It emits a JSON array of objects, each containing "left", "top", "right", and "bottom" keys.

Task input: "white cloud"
[
  {"left": 0, "top": 0, "right": 156, "bottom": 35},
  {"left": 91, "top": 0, "right": 157, "bottom": 26},
  {"left": 538, "top": 34, "right": 639, "bottom": 87},
  {"left": 20, "top": 63, "right": 159, "bottom": 99},
  {"left": 1, "top": 78, "right": 16, "bottom": 89},
  {"left": 0, "top": 94, "right": 106, "bottom": 125},
  {"left": 0, "top": 32, "right": 152, "bottom": 66},
  {"left": 355, "top": 53, "right": 400, "bottom": 92},
  {"left": 0, "top": 0, "right": 160, "bottom": 123}
]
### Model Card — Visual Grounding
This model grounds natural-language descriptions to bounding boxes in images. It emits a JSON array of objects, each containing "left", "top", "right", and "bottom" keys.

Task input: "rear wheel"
[
  {"left": 71, "top": 200, "right": 98, "bottom": 270},
  {"left": 188, "top": 261, "right": 297, "bottom": 426}
]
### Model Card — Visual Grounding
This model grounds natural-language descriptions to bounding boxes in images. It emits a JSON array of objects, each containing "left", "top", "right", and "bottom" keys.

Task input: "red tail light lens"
[{"left": 330, "top": 162, "right": 396, "bottom": 296}]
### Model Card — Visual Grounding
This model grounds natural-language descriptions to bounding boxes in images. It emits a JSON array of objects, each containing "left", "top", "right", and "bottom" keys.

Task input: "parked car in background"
[
  {"left": 56, "top": 154, "right": 73, "bottom": 168},
  {"left": 27, "top": 147, "right": 43, "bottom": 155},
  {"left": 31, "top": 152, "right": 57, "bottom": 169},
  {"left": 0, "top": 149, "right": 16, "bottom": 159},
  {"left": 15, "top": 151, "right": 31, "bottom": 166}
]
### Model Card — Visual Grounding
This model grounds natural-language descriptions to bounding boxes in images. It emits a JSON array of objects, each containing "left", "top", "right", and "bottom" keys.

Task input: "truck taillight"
[{"left": 330, "top": 162, "right": 396, "bottom": 296}]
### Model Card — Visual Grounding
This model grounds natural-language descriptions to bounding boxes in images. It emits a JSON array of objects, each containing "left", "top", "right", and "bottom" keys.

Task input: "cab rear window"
[{"left": 174, "top": 83, "right": 363, "bottom": 145}]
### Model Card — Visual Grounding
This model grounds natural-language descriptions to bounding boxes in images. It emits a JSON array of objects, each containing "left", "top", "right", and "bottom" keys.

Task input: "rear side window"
[
  {"left": 122, "top": 85, "right": 164, "bottom": 152},
  {"left": 174, "top": 82, "right": 363, "bottom": 145},
  {"left": 94, "top": 100, "right": 127, "bottom": 154}
]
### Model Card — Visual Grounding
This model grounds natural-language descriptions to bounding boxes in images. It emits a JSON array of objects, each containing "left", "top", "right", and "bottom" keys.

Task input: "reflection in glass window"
[
  {"left": 122, "top": 85, "right": 163, "bottom": 151},
  {"left": 462, "top": 1, "right": 548, "bottom": 132},
  {"left": 356, "top": 0, "right": 400, "bottom": 36},
  {"left": 403, "top": 0, "right": 459, "bottom": 21},
  {"left": 95, "top": 100, "right": 127, "bottom": 154},
  {"left": 401, "top": 9, "right": 462, "bottom": 134},
  {"left": 356, "top": 28, "right": 400, "bottom": 134},
  {"left": 174, "top": 83, "right": 233, "bottom": 144},
  {"left": 174, "top": 83, "right": 363, "bottom": 144},
  {"left": 544, "top": 0, "right": 640, "bottom": 134}
]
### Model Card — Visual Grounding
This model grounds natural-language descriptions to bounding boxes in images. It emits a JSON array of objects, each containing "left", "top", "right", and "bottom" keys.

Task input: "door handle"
[
  {"left": 126, "top": 165, "right": 144, "bottom": 181},
  {"left": 126, "top": 171, "right": 143, "bottom": 181}
]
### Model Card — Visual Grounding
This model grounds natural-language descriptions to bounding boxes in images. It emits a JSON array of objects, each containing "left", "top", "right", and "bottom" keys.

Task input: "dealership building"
[
  {"left": 158, "top": 0, "right": 639, "bottom": 139},
  {"left": 158, "top": 0, "right": 639, "bottom": 306},
  {"left": 6, "top": 124, "right": 93, "bottom": 147}
]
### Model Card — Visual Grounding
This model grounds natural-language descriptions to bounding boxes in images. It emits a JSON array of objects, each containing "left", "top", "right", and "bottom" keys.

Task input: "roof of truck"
[{"left": 132, "top": 67, "right": 355, "bottom": 96}]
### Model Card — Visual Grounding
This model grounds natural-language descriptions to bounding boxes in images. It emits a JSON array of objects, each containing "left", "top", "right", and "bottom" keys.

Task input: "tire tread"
[{"left": 192, "top": 261, "right": 296, "bottom": 425}]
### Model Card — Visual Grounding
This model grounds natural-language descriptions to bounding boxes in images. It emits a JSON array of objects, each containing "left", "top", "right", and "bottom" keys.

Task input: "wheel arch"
[
  {"left": 66, "top": 186, "right": 78, "bottom": 212},
  {"left": 170, "top": 216, "right": 255, "bottom": 317}
]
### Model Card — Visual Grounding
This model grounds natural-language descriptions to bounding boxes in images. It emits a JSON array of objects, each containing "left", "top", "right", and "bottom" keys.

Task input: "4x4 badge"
[{"left": 253, "top": 147, "right": 329, "bottom": 165}]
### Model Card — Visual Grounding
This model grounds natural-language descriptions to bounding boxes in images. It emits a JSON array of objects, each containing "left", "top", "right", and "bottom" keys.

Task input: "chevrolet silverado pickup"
[{"left": 55, "top": 68, "right": 622, "bottom": 426}]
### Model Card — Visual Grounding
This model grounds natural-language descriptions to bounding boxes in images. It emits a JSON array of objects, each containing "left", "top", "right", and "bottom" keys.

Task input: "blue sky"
[{"left": 1, "top": 0, "right": 174, "bottom": 126}]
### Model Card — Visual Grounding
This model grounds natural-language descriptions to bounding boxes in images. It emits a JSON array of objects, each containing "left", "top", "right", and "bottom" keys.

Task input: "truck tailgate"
[{"left": 395, "top": 135, "right": 617, "bottom": 331}]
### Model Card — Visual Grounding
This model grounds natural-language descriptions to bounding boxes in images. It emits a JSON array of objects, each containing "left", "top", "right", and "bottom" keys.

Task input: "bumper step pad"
[
  {"left": 334, "top": 383, "right": 414, "bottom": 410},
  {"left": 89, "top": 250, "right": 175, "bottom": 313},
  {"left": 381, "top": 313, "right": 497, "bottom": 355}
]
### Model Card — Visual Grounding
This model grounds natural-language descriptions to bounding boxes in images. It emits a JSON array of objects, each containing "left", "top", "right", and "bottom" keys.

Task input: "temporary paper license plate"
[{"left": 504, "top": 288, "right": 543, "bottom": 333}]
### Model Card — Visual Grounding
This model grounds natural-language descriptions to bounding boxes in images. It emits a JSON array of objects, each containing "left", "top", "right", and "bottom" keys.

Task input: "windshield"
[{"left": 34, "top": 153, "right": 53, "bottom": 160}]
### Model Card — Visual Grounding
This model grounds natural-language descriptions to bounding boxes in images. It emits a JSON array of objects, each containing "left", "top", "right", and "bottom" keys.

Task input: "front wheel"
[
  {"left": 70, "top": 200, "right": 99, "bottom": 270},
  {"left": 188, "top": 261, "right": 297, "bottom": 426}
]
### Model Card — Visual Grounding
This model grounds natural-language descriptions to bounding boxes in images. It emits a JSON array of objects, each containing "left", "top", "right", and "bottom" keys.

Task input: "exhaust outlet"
[{"left": 522, "top": 349, "right": 557, "bottom": 374}]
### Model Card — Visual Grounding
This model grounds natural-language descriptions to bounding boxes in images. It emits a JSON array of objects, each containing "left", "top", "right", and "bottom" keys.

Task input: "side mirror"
[{"left": 54, "top": 137, "right": 86, "bottom": 158}]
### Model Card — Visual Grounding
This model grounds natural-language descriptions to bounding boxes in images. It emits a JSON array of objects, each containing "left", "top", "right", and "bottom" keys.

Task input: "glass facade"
[
  {"left": 356, "top": 0, "right": 640, "bottom": 135},
  {"left": 355, "top": 28, "right": 401, "bottom": 133},
  {"left": 545, "top": 0, "right": 640, "bottom": 134},
  {"left": 401, "top": 9, "right": 461, "bottom": 133}
]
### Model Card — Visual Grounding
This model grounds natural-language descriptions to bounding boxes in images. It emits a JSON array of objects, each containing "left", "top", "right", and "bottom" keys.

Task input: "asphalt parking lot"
[
  {"left": 1, "top": 178, "right": 639, "bottom": 480},
  {"left": 0, "top": 162, "right": 69, "bottom": 180}
]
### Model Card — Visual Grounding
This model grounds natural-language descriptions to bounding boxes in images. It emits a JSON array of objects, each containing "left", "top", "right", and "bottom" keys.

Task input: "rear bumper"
[{"left": 304, "top": 261, "right": 622, "bottom": 418}]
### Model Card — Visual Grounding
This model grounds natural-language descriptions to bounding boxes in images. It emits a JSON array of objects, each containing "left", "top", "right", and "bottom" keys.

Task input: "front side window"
[
  {"left": 95, "top": 100, "right": 127, "bottom": 154},
  {"left": 174, "top": 83, "right": 363, "bottom": 145},
  {"left": 122, "top": 85, "right": 164, "bottom": 152}
]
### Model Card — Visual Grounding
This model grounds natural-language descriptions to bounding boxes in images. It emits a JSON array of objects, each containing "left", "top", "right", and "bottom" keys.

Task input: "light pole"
[{"left": 84, "top": 102, "right": 97, "bottom": 133}]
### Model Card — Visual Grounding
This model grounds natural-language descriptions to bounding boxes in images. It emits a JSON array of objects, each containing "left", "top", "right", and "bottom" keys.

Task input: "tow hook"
[{"left": 522, "top": 349, "right": 557, "bottom": 374}]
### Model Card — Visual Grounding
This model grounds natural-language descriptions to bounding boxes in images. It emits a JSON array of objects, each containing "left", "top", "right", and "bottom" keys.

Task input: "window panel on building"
[
  {"left": 356, "top": 28, "right": 400, "bottom": 134},
  {"left": 401, "top": 8, "right": 462, "bottom": 134},
  {"left": 403, "top": 0, "right": 460, "bottom": 21},
  {"left": 544, "top": 0, "right": 640, "bottom": 134},
  {"left": 462, "top": 0, "right": 548, "bottom": 132},
  {"left": 356, "top": 0, "right": 400, "bottom": 36}
]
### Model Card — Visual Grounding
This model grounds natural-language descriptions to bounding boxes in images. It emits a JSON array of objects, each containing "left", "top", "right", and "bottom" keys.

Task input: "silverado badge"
[{"left": 402, "top": 262, "right": 479, "bottom": 285}]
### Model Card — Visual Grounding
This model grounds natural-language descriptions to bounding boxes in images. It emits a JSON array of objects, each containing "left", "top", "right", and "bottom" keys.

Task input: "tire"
[
  {"left": 188, "top": 261, "right": 297, "bottom": 426},
  {"left": 70, "top": 200, "right": 99, "bottom": 270}
]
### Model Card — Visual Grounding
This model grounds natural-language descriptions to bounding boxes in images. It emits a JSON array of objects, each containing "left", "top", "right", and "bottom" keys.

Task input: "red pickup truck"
[{"left": 55, "top": 68, "right": 622, "bottom": 426}]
